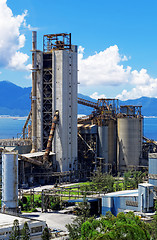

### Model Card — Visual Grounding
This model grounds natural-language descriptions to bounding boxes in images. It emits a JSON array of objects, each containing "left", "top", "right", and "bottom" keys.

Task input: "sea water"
[
  {"left": 143, "top": 117, "right": 157, "bottom": 141},
  {"left": 0, "top": 117, "right": 156, "bottom": 141},
  {"left": 0, "top": 117, "right": 26, "bottom": 139}
]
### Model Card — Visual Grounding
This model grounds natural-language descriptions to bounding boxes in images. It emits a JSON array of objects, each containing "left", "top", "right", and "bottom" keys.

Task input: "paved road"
[{"left": 21, "top": 211, "right": 75, "bottom": 232}]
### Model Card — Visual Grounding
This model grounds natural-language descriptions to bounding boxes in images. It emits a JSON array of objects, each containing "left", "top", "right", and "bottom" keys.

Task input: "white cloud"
[
  {"left": 8, "top": 51, "right": 31, "bottom": 71},
  {"left": 0, "top": 1, "right": 30, "bottom": 71},
  {"left": 90, "top": 92, "right": 106, "bottom": 100},
  {"left": 116, "top": 79, "right": 157, "bottom": 100},
  {"left": 23, "top": 19, "right": 38, "bottom": 31},
  {"left": 131, "top": 68, "right": 151, "bottom": 85},
  {"left": 79, "top": 45, "right": 157, "bottom": 100},
  {"left": 78, "top": 45, "right": 131, "bottom": 86}
]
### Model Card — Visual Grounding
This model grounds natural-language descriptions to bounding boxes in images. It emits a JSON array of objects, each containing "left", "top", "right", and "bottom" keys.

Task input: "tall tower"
[{"left": 32, "top": 32, "right": 78, "bottom": 172}]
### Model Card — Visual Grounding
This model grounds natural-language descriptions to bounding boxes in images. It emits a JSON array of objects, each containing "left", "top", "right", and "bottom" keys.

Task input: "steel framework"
[
  {"left": 43, "top": 33, "right": 71, "bottom": 52},
  {"left": 42, "top": 54, "right": 53, "bottom": 149}
]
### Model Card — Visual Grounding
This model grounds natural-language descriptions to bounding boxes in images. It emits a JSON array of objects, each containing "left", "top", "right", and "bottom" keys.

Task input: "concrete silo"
[
  {"left": 117, "top": 106, "right": 143, "bottom": 172},
  {"left": 98, "top": 120, "right": 117, "bottom": 173},
  {"left": 97, "top": 99, "right": 118, "bottom": 173},
  {"left": 1, "top": 152, "right": 18, "bottom": 213}
]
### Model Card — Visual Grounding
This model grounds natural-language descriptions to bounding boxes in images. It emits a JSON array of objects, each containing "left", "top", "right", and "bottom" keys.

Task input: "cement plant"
[{"left": 0, "top": 32, "right": 157, "bottom": 239}]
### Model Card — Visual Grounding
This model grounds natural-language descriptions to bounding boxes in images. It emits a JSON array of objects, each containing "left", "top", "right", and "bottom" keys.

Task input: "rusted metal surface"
[
  {"left": 118, "top": 105, "right": 142, "bottom": 118},
  {"left": 0, "top": 139, "right": 31, "bottom": 147},
  {"left": 43, "top": 110, "right": 59, "bottom": 163},
  {"left": 18, "top": 154, "right": 42, "bottom": 166},
  {"left": 78, "top": 132, "right": 95, "bottom": 154},
  {"left": 43, "top": 33, "right": 71, "bottom": 52},
  {"left": 77, "top": 97, "right": 118, "bottom": 125},
  {"left": 78, "top": 97, "right": 98, "bottom": 109},
  {"left": 143, "top": 136, "right": 157, "bottom": 146},
  {"left": 22, "top": 109, "right": 32, "bottom": 139}
]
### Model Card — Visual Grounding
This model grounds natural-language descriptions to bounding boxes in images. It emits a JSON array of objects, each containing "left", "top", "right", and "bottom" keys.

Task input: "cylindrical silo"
[
  {"left": 117, "top": 117, "right": 143, "bottom": 172},
  {"left": 98, "top": 125, "right": 108, "bottom": 172},
  {"left": 148, "top": 153, "right": 157, "bottom": 186},
  {"left": 98, "top": 119, "right": 117, "bottom": 173},
  {"left": 1, "top": 152, "right": 18, "bottom": 213},
  {"left": 108, "top": 120, "right": 117, "bottom": 173}
]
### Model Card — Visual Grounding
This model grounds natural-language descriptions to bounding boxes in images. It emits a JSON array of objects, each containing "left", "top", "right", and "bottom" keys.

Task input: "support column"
[{"left": 31, "top": 31, "right": 37, "bottom": 152}]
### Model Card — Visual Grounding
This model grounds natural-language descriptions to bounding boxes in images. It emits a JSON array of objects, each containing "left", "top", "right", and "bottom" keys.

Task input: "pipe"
[
  {"left": 18, "top": 154, "right": 42, "bottom": 166},
  {"left": 22, "top": 109, "right": 32, "bottom": 139},
  {"left": 31, "top": 31, "right": 37, "bottom": 152},
  {"left": 43, "top": 110, "right": 59, "bottom": 163}
]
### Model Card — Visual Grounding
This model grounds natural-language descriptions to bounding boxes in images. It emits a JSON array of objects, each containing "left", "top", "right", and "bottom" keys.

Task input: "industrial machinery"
[
  {"left": 77, "top": 98, "right": 144, "bottom": 176},
  {"left": 17, "top": 32, "right": 78, "bottom": 186},
  {"left": 77, "top": 98, "right": 119, "bottom": 177}
]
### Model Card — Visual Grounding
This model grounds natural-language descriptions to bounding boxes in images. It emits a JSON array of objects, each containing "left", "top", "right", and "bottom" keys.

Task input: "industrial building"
[
  {"left": 31, "top": 32, "right": 77, "bottom": 172},
  {"left": 0, "top": 213, "right": 46, "bottom": 240},
  {"left": 77, "top": 100, "right": 144, "bottom": 178},
  {"left": 101, "top": 152, "right": 157, "bottom": 217},
  {"left": 17, "top": 32, "right": 78, "bottom": 185},
  {"left": 149, "top": 153, "right": 157, "bottom": 187},
  {"left": 0, "top": 31, "right": 153, "bottom": 186},
  {"left": 102, "top": 183, "right": 154, "bottom": 216}
]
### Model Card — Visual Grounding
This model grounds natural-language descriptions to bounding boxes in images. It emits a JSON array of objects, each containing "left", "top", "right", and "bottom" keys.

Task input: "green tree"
[
  {"left": 66, "top": 197, "right": 91, "bottom": 240},
  {"left": 67, "top": 211, "right": 151, "bottom": 240},
  {"left": 9, "top": 219, "right": 20, "bottom": 240},
  {"left": 41, "top": 226, "right": 51, "bottom": 240},
  {"left": 133, "top": 171, "right": 145, "bottom": 188},
  {"left": 91, "top": 168, "right": 115, "bottom": 193},
  {"left": 123, "top": 171, "right": 145, "bottom": 190},
  {"left": 149, "top": 200, "right": 157, "bottom": 239},
  {"left": 21, "top": 222, "right": 30, "bottom": 240}
]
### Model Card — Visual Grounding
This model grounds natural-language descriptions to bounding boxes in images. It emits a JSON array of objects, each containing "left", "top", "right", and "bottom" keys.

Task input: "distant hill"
[
  {"left": 0, "top": 81, "right": 31, "bottom": 116},
  {"left": 78, "top": 94, "right": 157, "bottom": 117},
  {"left": 0, "top": 81, "right": 156, "bottom": 116}
]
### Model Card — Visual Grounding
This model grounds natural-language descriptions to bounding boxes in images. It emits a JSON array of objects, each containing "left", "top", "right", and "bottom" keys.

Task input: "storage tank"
[
  {"left": 117, "top": 116, "right": 143, "bottom": 172},
  {"left": 98, "top": 119, "right": 117, "bottom": 173},
  {"left": 1, "top": 152, "right": 18, "bottom": 213},
  {"left": 98, "top": 125, "right": 108, "bottom": 172},
  {"left": 148, "top": 153, "right": 157, "bottom": 186}
]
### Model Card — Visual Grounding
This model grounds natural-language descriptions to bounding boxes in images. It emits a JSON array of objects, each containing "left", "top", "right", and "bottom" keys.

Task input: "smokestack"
[{"left": 31, "top": 31, "right": 37, "bottom": 152}]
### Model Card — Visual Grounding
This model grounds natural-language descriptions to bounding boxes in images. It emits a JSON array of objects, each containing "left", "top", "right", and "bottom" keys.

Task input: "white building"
[{"left": 0, "top": 213, "right": 46, "bottom": 240}]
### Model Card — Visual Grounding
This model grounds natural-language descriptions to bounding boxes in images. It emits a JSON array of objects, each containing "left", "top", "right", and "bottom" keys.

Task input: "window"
[{"left": 31, "top": 226, "right": 42, "bottom": 234}]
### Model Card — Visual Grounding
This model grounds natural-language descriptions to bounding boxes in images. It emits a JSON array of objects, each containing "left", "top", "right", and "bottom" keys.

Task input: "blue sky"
[{"left": 1, "top": 0, "right": 157, "bottom": 100}]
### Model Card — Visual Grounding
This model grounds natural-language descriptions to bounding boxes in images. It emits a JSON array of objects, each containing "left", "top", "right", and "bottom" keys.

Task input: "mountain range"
[{"left": 0, "top": 81, "right": 156, "bottom": 117}]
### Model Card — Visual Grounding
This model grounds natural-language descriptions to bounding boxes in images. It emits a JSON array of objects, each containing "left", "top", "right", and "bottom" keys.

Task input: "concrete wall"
[{"left": 51, "top": 47, "right": 77, "bottom": 172}]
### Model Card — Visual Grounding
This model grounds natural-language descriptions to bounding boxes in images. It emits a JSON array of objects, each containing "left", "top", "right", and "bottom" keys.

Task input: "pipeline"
[
  {"left": 22, "top": 109, "right": 32, "bottom": 139},
  {"left": 43, "top": 110, "right": 59, "bottom": 164},
  {"left": 18, "top": 154, "right": 42, "bottom": 166}
]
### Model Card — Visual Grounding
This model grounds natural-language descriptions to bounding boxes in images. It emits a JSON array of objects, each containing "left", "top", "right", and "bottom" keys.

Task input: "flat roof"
[
  {"left": 20, "top": 151, "right": 55, "bottom": 158},
  {"left": 138, "top": 183, "right": 154, "bottom": 187},
  {"left": 0, "top": 213, "right": 44, "bottom": 229},
  {"left": 104, "top": 189, "right": 138, "bottom": 197},
  {"left": 67, "top": 198, "right": 100, "bottom": 203}
]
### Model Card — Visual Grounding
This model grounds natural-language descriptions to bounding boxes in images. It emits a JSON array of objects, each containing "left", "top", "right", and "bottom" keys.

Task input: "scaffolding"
[
  {"left": 43, "top": 33, "right": 71, "bottom": 52},
  {"left": 42, "top": 54, "right": 53, "bottom": 149}
]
